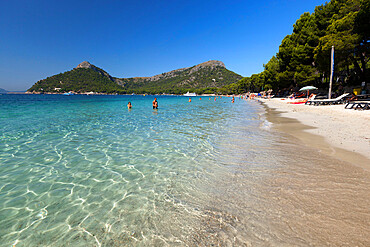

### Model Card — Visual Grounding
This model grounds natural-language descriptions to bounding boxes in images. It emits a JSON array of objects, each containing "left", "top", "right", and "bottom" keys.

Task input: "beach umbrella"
[
  {"left": 299, "top": 86, "right": 318, "bottom": 98},
  {"left": 299, "top": 86, "right": 318, "bottom": 91}
]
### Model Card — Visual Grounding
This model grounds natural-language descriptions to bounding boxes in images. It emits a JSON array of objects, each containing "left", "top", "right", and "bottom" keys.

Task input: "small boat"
[
  {"left": 184, "top": 92, "right": 196, "bottom": 96},
  {"left": 63, "top": 92, "right": 74, "bottom": 96}
]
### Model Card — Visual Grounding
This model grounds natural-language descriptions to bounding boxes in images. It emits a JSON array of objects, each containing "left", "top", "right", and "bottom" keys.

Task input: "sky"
[{"left": 0, "top": 0, "right": 326, "bottom": 91}]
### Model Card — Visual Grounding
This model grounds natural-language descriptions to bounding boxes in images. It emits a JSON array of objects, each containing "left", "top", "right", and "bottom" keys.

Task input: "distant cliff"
[{"left": 28, "top": 60, "right": 242, "bottom": 94}]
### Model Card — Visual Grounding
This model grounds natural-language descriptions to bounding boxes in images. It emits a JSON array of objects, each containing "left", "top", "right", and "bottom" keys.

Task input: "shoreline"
[{"left": 259, "top": 98, "right": 370, "bottom": 171}]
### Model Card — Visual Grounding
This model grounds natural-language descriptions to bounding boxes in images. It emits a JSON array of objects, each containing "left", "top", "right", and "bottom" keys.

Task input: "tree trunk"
[
  {"left": 351, "top": 57, "right": 363, "bottom": 83},
  {"left": 359, "top": 52, "right": 368, "bottom": 92}
]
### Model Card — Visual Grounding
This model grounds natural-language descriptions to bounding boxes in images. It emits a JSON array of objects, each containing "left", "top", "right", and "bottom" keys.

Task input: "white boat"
[{"left": 183, "top": 92, "right": 196, "bottom": 96}]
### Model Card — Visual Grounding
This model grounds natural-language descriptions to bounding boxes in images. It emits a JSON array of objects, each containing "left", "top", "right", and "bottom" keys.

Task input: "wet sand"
[
  {"left": 174, "top": 100, "right": 370, "bottom": 246},
  {"left": 184, "top": 107, "right": 370, "bottom": 246},
  {"left": 259, "top": 98, "right": 370, "bottom": 171},
  {"left": 229, "top": 99, "right": 370, "bottom": 246}
]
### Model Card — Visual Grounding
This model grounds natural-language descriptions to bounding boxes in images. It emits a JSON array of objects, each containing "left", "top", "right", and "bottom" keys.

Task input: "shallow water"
[{"left": 0, "top": 94, "right": 369, "bottom": 246}]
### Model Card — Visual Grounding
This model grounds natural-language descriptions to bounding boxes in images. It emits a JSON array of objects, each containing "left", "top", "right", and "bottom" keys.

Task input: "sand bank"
[{"left": 258, "top": 98, "right": 370, "bottom": 170}]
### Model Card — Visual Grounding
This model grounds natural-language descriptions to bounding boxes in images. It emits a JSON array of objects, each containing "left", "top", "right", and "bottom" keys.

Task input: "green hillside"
[
  {"left": 28, "top": 63, "right": 125, "bottom": 94},
  {"left": 118, "top": 61, "right": 242, "bottom": 94},
  {"left": 28, "top": 60, "right": 242, "bottom": 94}
]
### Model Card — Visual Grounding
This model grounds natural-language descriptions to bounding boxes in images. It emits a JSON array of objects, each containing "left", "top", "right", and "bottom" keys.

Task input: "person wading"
[{"left": 153, "top": 98, "right": 158, "bottom": 109}]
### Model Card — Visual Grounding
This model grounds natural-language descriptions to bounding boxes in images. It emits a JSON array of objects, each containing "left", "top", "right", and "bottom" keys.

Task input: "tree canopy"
[{"left": 224, "top": 0, "right": 369, "bottom": 95}]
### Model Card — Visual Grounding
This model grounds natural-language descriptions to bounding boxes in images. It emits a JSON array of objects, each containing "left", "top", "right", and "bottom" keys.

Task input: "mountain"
[
  {"left": 28, "top": 62, "right": 125, "bottom": 93},
  {"left": 117, "top": 60, "right": 243, "bottom": 94},
  {"left": 0, "top": 88, "right": 8, "bottom": 93},
  {"left": 27, "top": 60, "right": 242, "bottom": 94}
]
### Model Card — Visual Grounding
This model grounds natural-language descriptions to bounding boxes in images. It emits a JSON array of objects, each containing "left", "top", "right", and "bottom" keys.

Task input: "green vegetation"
[
  {"left": 28, "top": 61, "right": 242, "bottom": 94},
  {"left": 28, "top": 68, "right": 125, "bottom": 94},
  {"left": 223, "top": 0, "right": 369, "bottom": 95},
  {"left": 118, "top": 65, "right": 242, "bottom": 94}
]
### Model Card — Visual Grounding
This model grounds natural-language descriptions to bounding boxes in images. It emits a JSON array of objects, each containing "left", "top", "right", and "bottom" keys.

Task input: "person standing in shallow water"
[
  {"left": 153, "top": 98, "right": 158, "bottom": 109},
  {"left": 189, "top": 98, "right": 191, "bottom": 102},
  {"left": 127, "top": 102, "right": 132, "bottom": 109}
]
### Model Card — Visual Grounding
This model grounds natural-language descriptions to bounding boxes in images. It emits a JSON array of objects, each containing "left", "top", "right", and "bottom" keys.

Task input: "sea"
[{"left": 0, "top": 94, "right": 369, "bottom": 246}]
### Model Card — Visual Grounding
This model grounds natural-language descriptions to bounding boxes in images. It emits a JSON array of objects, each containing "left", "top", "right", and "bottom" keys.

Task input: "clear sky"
[{"left": 0, "top": 0, "right": 326, "bottom": 91}]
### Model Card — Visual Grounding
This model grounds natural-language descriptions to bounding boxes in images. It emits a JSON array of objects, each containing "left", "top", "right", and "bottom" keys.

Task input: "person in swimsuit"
[
  {"left": 153, "top": 98, "right": 158, "bottom": 109},
  {"left": 127, "top": 102, "right": 132, "bottom": 109}
]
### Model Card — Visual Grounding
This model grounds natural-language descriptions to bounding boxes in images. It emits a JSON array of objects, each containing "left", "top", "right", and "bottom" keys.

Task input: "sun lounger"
[
  {"left": 345, "top": 101, "right": 370, "bottom": 110},
  {"left": 306, "top": 93, "right": 349, "bottom": 106}
]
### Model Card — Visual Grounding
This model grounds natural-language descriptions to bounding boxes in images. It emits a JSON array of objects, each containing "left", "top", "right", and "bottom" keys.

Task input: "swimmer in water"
[
  {"left": 153, "top": 98, "right": 158, "bottom": 109},
  {"left": 127, "top": 102, "right": 132, "bottom": 109}
]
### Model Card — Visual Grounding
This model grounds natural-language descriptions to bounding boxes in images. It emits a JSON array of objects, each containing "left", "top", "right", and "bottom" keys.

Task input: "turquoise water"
[
  {"left": 0, "top": 95, "right": 268, "bottom": 246},
  {"left": 1, "top": 94, "right": 369, "bottom": 246}
]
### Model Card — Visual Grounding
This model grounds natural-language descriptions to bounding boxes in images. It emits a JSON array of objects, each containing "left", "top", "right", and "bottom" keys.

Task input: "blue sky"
[{"left": 0, "top": 0, "right": 326, "bottom": 91}]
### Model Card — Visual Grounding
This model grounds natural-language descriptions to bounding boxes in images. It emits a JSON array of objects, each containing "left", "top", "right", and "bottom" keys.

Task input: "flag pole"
[{"left": 328, "top": 46, "right": 334, "bottom": 99}]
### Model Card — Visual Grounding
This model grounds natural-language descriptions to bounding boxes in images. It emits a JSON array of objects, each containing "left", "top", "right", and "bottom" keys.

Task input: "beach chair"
[
  {"left": 307, "top": 93, "right": 349, "bottom": 106},
  {"left": 345, "top": 101, "right": 370, "bottom": 110}
]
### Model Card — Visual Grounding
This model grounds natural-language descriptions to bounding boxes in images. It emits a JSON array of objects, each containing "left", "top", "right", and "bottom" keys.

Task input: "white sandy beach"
[{"left": 259, "top": 98, "right": 370, "bottom": 169}]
